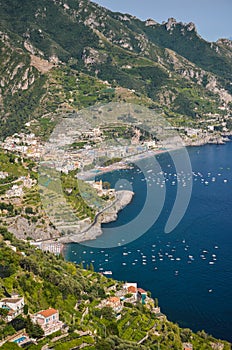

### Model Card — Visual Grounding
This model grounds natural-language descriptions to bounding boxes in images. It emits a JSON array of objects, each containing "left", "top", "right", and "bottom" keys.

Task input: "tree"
[
  {"left": 23, "top": 304, "right": 29, "bottom": 315},
  {"left": 25, "top": 316, "right": 44, "bottom": 338},
  {"left": 95, "top": 339, "right": 112, "bottom": 350},
  {"left": 25, "top": 207, "right": 34, "bottom": 214},
  {"left": 107, "top": 321, "right": 119, "bottom": 336},
  {"left": 180, "top": 328, "right": 192, "bottom": 342},
  {"left": 0, "top": 308, "right": 9, "bottom": 318},
  {"left": 101, "top": 307, "right": 114, "bottom": 320}
]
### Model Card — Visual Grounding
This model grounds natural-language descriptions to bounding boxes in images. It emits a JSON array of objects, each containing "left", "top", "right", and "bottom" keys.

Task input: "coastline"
[
  {"left": 58, "top": 190, "right": 134, "bottom": 244},
  {"left": 31, "top": 138, "right": 232, "bottom": 342},
  {"left": 50, "top": 136, "right": 231, "bottom": 247}
]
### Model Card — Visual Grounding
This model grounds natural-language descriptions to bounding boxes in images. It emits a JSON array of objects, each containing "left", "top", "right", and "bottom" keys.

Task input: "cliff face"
[{"left": 0, "top": 0, "right": 231, "bottom": 139}]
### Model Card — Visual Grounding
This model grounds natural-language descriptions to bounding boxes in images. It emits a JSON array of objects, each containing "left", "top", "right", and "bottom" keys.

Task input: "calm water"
[{"left": 64, "top": 142, "right": 232, "bottom": 342}]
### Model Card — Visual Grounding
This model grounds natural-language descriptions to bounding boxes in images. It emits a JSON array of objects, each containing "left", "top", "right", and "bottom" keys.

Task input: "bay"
[{"left": 64, "top": 142, "right": 232, "bottom": 342}]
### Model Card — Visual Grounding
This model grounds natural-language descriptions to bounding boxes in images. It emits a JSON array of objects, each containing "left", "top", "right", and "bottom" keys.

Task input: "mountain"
[{"left": 0, "top": 0, "right": 231, "bottom": 139}]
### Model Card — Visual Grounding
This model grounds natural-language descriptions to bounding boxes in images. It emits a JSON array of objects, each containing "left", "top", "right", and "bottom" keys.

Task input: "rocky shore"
[{"left": 58, "top": 190, "right": 134, "bottom": 243}]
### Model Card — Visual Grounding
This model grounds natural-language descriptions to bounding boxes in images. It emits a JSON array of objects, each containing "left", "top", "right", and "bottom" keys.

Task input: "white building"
[
  {"left": 31, "top": 308, "right": 63, "bottom": 336},
  {"left": 0, "top": 296, "right": 24, "bottom": 322}
]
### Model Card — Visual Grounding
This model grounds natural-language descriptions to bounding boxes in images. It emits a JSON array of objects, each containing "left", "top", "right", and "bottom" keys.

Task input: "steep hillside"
[
  {"left": 0, "top": 229, "right": 231, "bottom": 349},
  {"left": 0, "top": 0, "right": 231, "bottom": 139}
]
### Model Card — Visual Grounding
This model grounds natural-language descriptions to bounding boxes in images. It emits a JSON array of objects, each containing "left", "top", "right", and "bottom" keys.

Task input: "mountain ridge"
[{"left": 0, "top": 0, "right": 231, "bottom": 139}]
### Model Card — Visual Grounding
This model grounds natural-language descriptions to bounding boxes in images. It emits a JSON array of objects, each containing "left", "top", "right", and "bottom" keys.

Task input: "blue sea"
[{"left": 64, "top": 142, "right": 232, "bottom": 342}]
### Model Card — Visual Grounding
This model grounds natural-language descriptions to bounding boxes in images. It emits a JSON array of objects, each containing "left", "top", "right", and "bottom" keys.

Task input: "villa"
[
  {"left": 31, "top": 308, "right": 64, "bottom": 336},
  {"left": 0, "top": 295, "right": 24, "bottom": 322}
]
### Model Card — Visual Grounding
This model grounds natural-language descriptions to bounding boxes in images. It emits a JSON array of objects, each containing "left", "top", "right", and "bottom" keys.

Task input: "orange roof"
[
  {"left": 38, "top": 308, "right": 58, "bottom": 318},
  {"left": 128, "top": 286, "right": 137, "bottom": 293},
  {"left": 108, "top": 297, "right": 120, "bottom": 303},
  {"left": 137, "top": 288, "right": 147, "bottom": 294}
]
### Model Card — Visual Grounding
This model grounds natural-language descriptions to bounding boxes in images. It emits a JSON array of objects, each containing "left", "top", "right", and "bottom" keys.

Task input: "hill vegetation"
[
  {"left": 0, "top": 228, "right": 231, "bottom": 349},
  {"left": 0, "top": 0, "right": 231, "bottom": 139},
  {"left": 0, "top": 1, "right": 232, "bottom": 349}
]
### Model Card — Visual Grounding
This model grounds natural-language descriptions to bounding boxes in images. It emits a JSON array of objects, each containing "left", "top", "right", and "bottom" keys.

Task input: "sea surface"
[{"left": 64, "top": 141, "right": 232, "bottom": 342}]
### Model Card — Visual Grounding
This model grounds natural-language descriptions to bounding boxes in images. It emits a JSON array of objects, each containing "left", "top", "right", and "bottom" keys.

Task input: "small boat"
[{"left": 102, "top": 271, "right": 112, "bottom": 275}]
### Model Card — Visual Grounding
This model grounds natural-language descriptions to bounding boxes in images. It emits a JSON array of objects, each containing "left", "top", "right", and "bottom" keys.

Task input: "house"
[
  {"left": 0, "top": 295, "right": 24, "bottom": 322},
  {"left": 137, "top": 288, "right": 147, "bottom": 304},
  {"left": 124, "top": 283, "right": 137, "bottom": 301},
  {"left": 182, "top": 343, "right": 193, "bottom": 350},
  {"left": 123, "top": 282, "right": 137, "bottom": 293},
  {"left": 106, "top": 297, "right": 122, "bottom": 313},
  {"left": 127, "top": 285, "right": 137, "bottom": 295},
  {"left": 31, "top": 308, "right": 63, "bottom": 336},
  {"left": 98, "top": 296, "right": 123, "bottom": 313}
]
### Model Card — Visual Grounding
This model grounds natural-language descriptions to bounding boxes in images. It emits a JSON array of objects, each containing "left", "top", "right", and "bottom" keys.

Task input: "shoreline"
[
  {"left": 57, "top": 190, "right": 134, "bottom": 244},
  {"left": 49, "top": 137, "right": 231, "bottom": 247}
]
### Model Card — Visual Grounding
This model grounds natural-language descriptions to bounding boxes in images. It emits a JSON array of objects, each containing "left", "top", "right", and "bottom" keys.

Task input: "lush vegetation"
[
  {"left": 0, "top": 0, "right": 231, "bottom": 139},
  {"left": 0, "top": 228, "right": 231, "bottom": 349},
  {"left": 0, "top": 1, "right": 232, "bottom": 348}
]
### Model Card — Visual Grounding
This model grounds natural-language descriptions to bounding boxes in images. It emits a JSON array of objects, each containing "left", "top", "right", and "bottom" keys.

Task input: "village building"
[
  {"left": 31, "top": 308, "right": 64, "bottom": 336},
  {"left": 137, "top": 288, "right": 148, "bottom": 304},
  {"left": 0, "top": 295, "right": 24, "bottom": 322}
]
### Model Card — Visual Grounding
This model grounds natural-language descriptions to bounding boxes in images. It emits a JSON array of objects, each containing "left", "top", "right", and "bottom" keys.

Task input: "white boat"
[{"left": 102, "top": 271, "right": 112, "bottom": 275}]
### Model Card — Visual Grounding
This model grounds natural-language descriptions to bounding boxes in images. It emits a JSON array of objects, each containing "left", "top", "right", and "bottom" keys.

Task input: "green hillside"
[
  {"left": 0, "top": 229, "right": 231, "bottom": 349},
  {"left": 0, "top": 0, "right": 231, "bottom": 139}
]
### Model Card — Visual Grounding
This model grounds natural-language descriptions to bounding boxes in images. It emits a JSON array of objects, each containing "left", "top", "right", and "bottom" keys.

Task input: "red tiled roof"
[
  {"left": 137, "top": 288, "right": 147, "bottom": 294},
  {"left": 108, "top": 297, "right": 120, "bottom": 303},
  {"left": 38, "top": 308, "right": 58, "bottom": 318},
  {"left": 128, "top": 286, "right": 137, "bottom": 293}
]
